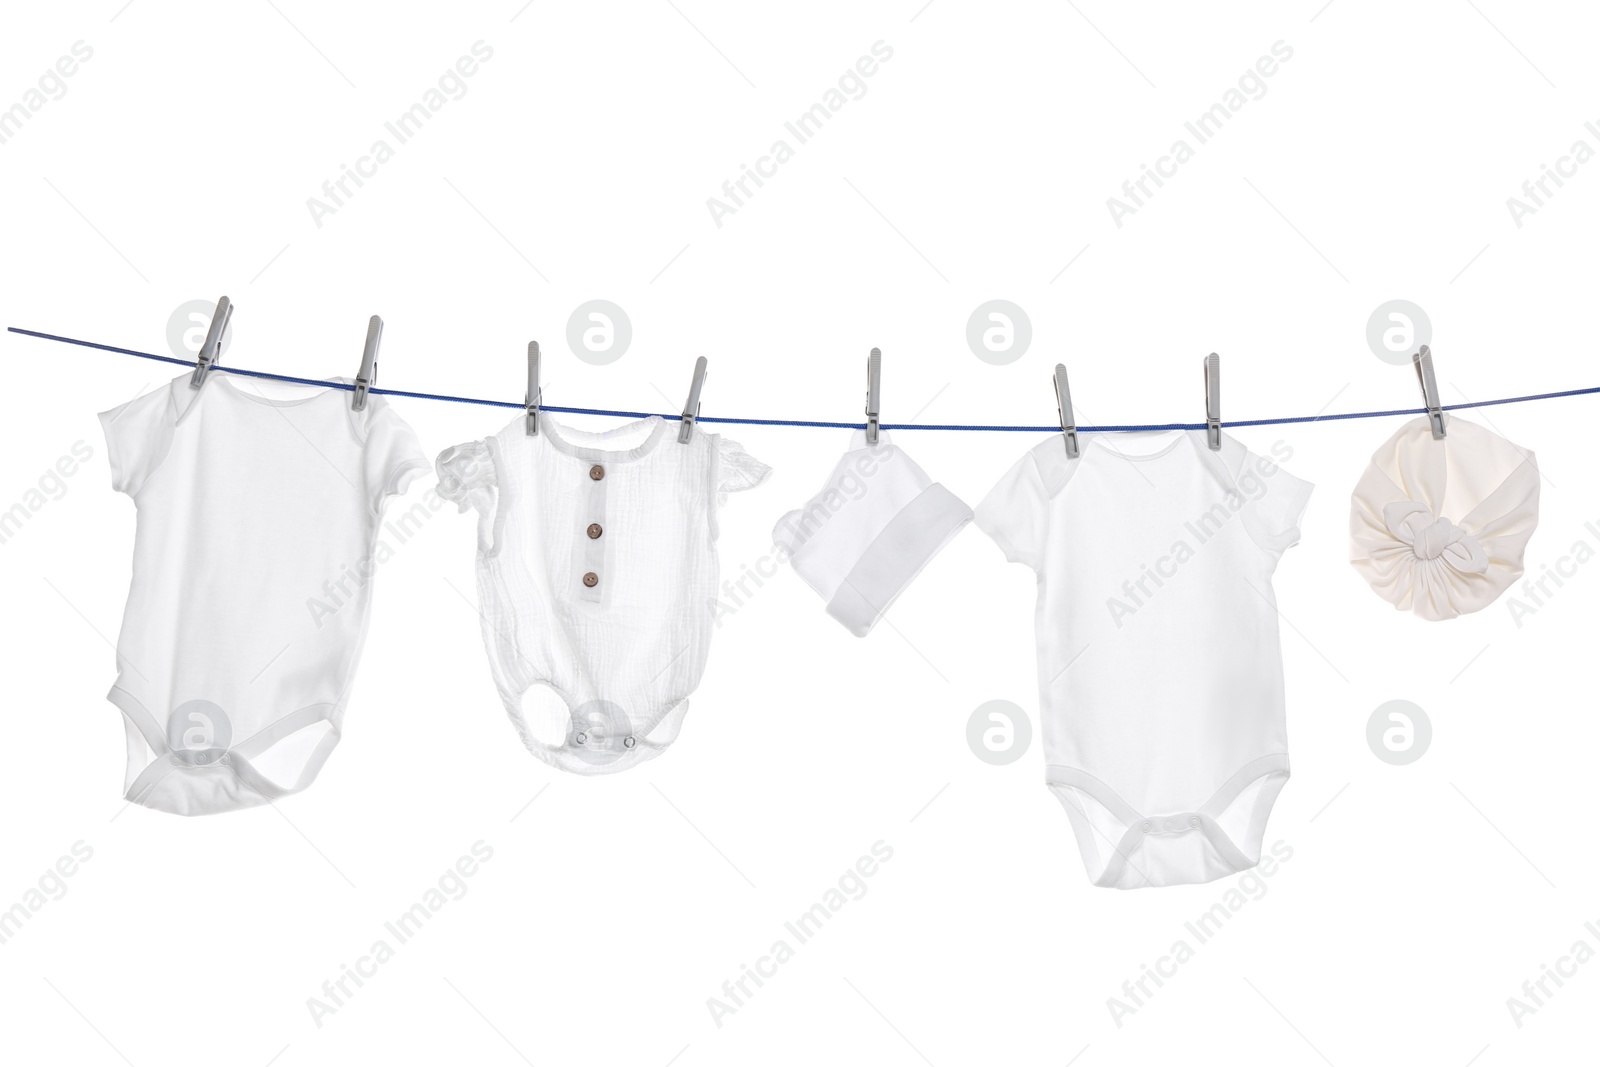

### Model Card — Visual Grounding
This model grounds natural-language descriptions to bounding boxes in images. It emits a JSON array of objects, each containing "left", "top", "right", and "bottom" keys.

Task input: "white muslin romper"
[
  {"left": 976, "top": 429, "right": 1312, "bottom": 888},
  {"left": 436, "top": 414, "right": 770, "bottom": 774},
  {"left": 99, "top": 373, "right": 430, "bottom": 815}
]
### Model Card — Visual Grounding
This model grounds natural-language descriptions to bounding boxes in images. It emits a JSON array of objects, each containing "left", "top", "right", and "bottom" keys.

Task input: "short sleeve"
[
  {"left": 975, "top": 449, "right": 1051, "bottom": 571},
  {"left": 716, "top": 437, "right": 771, "bottom": 497},
  {"left": 361, "top": 400, "right": 430, "bottom": 515},
  {"left": 98, "top": 384, "right": 176, "bottom": 497},
  {"left": 1240, "top": 457, "right": 1313, "bottom": 559}
]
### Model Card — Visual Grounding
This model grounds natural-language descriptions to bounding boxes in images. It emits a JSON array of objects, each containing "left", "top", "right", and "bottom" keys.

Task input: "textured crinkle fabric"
[
  {"left": 772, "top": 430, "right": 972, "bottom": 637},
  {"left": 436, "top": 415, "right": 770, "bottom": 775},
  {"left": 1349, "top": 415, "right": 1539, "bottom": 621}
]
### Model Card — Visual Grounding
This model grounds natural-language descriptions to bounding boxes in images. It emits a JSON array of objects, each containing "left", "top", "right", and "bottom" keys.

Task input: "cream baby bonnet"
[{"left": 1349, "top": 415, "right": 1539, "bottom": 620}]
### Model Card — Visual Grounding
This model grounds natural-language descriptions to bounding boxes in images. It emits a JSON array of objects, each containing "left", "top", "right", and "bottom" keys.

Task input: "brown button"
[
  {"left": 589, "top": 464, "right": 605, "bottom": 481},
  {"left": 582, "top": 571, "right": 599, "bottom": 588},
  {"left": 587, "top": 523, "right": 603, "bottom": 539}
]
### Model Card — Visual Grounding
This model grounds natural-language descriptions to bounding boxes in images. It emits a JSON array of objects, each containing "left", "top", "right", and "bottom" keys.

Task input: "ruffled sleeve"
[
  {"left": 436, "top": 440, "right": 500, "bottom": 554},
  {"left": 716, "top": 437, "right": 772, "bottom": 497},
  {"left": 436, "top": 440, "right": 496, "bottom": 512},
  {"left": 708, "top": 437, "right": 770, "bottom": 542}
]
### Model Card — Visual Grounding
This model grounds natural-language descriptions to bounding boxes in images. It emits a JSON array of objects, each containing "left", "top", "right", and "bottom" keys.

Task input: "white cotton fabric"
[
  {"left": 772, "top": 431, "right": 971, "bottom": 636},
  {"left": 1350, "top": 415, "right": 1539, "bottom": 621},
  {"left": 976, "top": 430, "right": 1312, "bottom": 889},
  {"left": 99, "top": 373, "right": 430, "bottom": 816},
  {"left": 436, "top": 415, "right": 769, "bottom": 775}
]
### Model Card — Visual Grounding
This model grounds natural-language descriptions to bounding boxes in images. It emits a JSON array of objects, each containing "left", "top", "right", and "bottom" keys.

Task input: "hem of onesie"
[
  {"left": 496, "top": 679, "right": 692, "bottom": 776},
  {"left": 108, "top": 685, "right": 345, "bottom": 816},
  {"left": 1046, "top": 755, "right": 1290, "bottom": 889}
]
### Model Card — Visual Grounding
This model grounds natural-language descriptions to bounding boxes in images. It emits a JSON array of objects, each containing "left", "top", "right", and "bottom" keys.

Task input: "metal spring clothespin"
[
  {"left": 1053, "top": 363, "right": 1079, "bottom": 458},
  {"left": 865, "top": 347, "right": 882, "bottom": 445},
  {"left": 1204, "top": 352, "right": 1222, "bottom": 451},
  {"left": 352, "top": 315, "right": 382, "bottom": 410},
  {"left": 525, "top": 340, "right": 541, "bottom": 436},
  {"left": 1414, "top": 344, "right": 1447, "bottom": 438},
  {"left": 678, "top": 356, "right": 708, "bottom": 443},
  {"left": 189, "top": 296, "right": 233, "bottom": 389}
]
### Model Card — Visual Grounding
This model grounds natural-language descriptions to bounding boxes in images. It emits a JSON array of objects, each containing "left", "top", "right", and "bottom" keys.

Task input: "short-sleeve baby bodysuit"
[
  {"left": 436, "top": 414, "right": 769, "bottom": 775},
  {"left": 100, "top": 373, "right": 429, "bottom": 815},
  {"left": 976, "top": 429, "right": 1312, "bottom": 888}
]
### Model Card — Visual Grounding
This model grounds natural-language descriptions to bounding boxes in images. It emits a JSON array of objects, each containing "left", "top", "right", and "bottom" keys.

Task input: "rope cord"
[{"left": 13, "top": 326, "right": 1600, "bottom": 433}]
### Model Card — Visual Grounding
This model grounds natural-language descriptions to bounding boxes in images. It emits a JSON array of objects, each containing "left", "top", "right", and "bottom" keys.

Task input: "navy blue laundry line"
[{"left": 12, "top": 325, "right": 1600, "bottom": 433}]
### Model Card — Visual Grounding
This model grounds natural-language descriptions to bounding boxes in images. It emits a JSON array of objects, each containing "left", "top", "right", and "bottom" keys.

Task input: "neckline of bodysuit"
[
  {"left": 211, "top": 372, "right": 349, "bottom": 409},
  {"left": 1089, "top": 429, "right": 1193, "bottom": 462},
  {"left": 535, "top": 414, "right": 671, "bottom": 465}
]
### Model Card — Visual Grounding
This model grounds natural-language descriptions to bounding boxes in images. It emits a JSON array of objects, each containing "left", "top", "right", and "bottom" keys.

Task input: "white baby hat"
[
  {"left": 772, "top": 430, "right": 971, "bottom": 636},
  {"left": 1349, "top": 415, "right": 1539, "bottom": 620}
]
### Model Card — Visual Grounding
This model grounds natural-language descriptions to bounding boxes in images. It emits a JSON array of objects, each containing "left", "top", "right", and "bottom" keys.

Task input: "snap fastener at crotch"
[
  {"left": 1139, "top": 813, "right": 1204, "bottom": 835},
  {"left": 567, "top": 699, "right": 636, "bottom": 768}
]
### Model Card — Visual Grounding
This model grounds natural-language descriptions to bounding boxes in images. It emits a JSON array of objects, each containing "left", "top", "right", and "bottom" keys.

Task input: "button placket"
[{"left": 578, "top": 460, "right": 608, "bottom": 602}]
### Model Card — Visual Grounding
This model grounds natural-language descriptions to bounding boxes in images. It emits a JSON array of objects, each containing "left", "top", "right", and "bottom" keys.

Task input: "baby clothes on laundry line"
[
  {"left": 436, "top": 414, "right": 769, "bottom": 775},
  {"left": 99, "top": 372, "right": 430, "bottom": 815},
  {"left": 976, "top": 429, "right": 1312, "bottom": 889},
  {"left": 772, "top": 430, "right": 971, "bottom": 636}
]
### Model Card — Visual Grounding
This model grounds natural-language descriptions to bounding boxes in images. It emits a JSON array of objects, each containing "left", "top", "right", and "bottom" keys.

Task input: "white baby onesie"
[
  {"left": 436, "top": 414, "right": 770, "bottom": 775},
  {"left": 100, "top": 373, "right": 429, "bottom": 815},
  {"left": 976, "top": 429, "right": 1312, "bottom": 889}
]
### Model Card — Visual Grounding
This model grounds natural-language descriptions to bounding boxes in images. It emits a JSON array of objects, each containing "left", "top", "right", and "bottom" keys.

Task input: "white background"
[{"left": 0, "top": 1, "right": 1595, "bottom": 1064}]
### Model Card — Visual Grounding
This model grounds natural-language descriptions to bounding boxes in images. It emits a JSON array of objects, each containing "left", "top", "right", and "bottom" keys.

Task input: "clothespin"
[
  {"left": 1204, "top": 352, "right": 1222, "bottom": 451},
  {"left": 1053, "top": 363, "right": 1078, "bottom": 459},
  {"left": 189, "top": 296, "right": 233, "bottom": 390},
  {"left": 352, "top": 315, "right": 382, "bottom": 411},
  {"left": 525, "top": 340, "right": 541, "bottom": 436},
  {"left": 865, "top": 347, "right": 882, "bottom": 445},
  {"left": 1413, "top": 344, "right": 1447, "bottom": 438},
  {"left": 678, "top": 356, "right": 708, "bottom": 443}
]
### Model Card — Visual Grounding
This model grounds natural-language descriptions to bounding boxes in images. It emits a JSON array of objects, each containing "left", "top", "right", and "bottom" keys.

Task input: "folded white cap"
[
  {"left": 1350, "top": 415, "right": 1539, "bottom": 621},
  {"left": 773, "top": 431, "right": 971, "bottom": 636}
]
